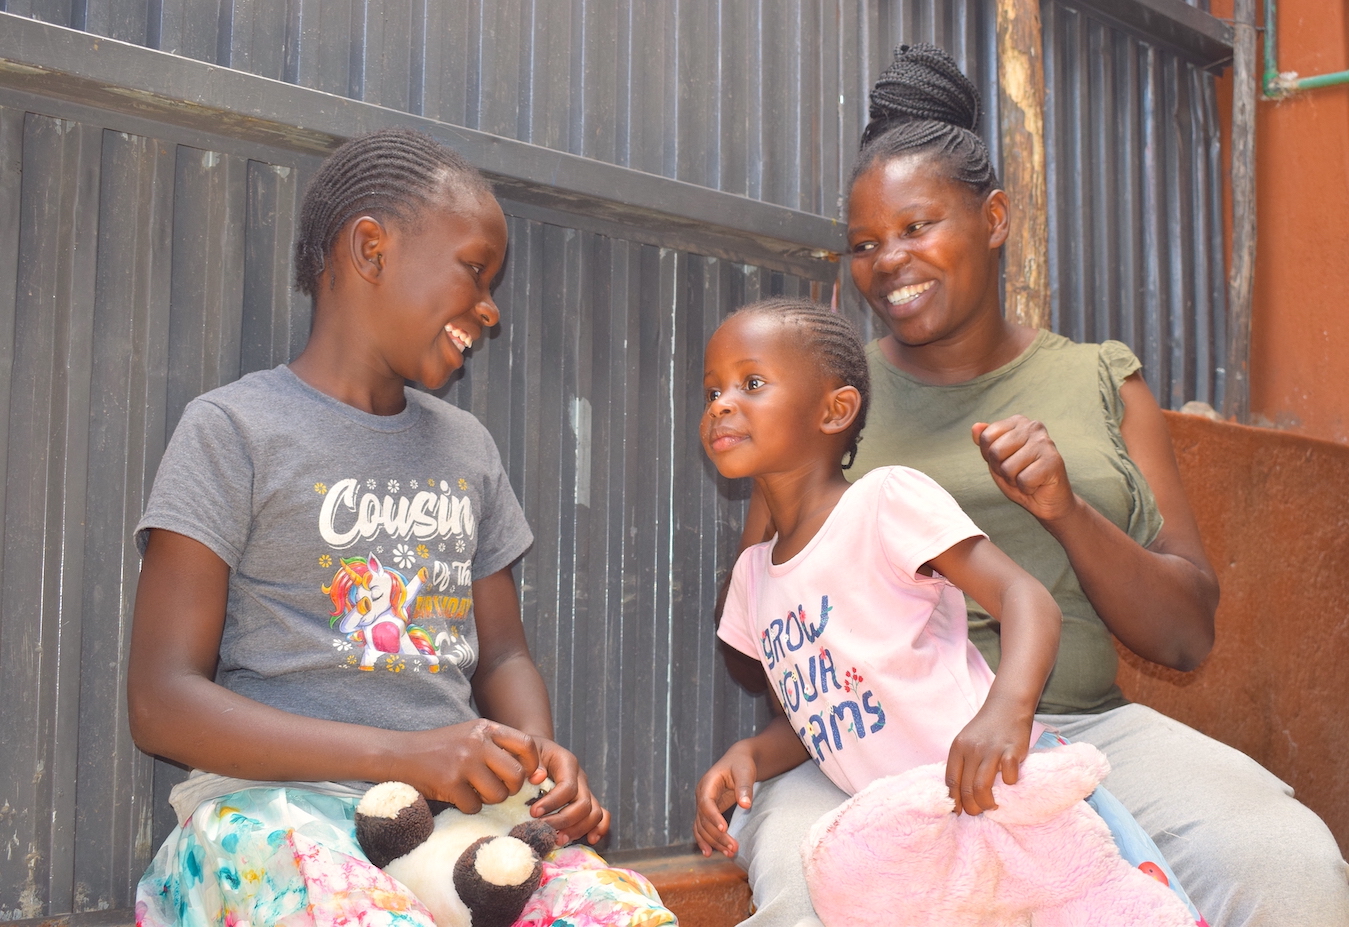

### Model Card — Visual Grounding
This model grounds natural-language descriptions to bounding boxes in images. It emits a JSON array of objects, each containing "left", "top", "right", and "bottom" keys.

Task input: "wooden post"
[
  {"left": 995, "top": 0, "right": 1051, "bottom": 330},
  {"left": 1224, "top": 0, "right": 1257, "bottom": 422}
]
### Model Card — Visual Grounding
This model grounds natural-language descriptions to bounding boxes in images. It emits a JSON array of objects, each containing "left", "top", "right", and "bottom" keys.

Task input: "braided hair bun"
[{"left": 851, "top": 43, "right": 998, "bottom": 197}]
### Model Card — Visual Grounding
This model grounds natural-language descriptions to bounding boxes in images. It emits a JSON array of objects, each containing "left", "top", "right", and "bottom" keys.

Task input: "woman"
[{"left": 725, "top": 43, "right": 1349, "bottom": 927}]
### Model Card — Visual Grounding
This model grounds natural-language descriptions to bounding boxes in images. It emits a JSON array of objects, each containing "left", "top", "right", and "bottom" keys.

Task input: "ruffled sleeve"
[{"left": 1096, "top": 340, "right": 1163, "bottom": 549}]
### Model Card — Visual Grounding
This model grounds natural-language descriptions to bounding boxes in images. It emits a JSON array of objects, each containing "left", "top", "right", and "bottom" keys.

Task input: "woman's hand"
[
  {"left": 694, "top": 744, "right": 758, "bottom": 858},
  {"left": 971, "top": 416, "right": 1075, "bottom": 523},
  {"left": 972, "top": 376, "right": 1220, "bottom": 670},
  {"left": 526, "top": 737, "right": 611, "bottom": 846},
  {"left": 944, "top": 696, "right": 1034, "bottom": 816}
]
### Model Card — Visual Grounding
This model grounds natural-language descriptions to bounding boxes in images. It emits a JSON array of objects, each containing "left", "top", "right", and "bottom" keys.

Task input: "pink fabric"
[
  {"left": 802, "top": 742, "right": 1195, "bottom": 927},
  {"left": 719, "top": 467, "right": 1036, "bottom": 794}
]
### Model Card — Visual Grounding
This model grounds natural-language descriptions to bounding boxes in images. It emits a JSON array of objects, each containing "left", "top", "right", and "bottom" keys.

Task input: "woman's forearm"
[{"left": 1041, "top": 493, "right": 1217, "bottom": 669}]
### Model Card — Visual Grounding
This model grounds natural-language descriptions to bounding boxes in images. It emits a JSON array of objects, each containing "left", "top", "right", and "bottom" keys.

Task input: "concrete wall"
[{"left": 1117, "top": 412, "right": 1349, "bottom": 856}]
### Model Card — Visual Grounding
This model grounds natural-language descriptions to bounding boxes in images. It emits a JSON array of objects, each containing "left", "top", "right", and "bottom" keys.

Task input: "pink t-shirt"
[{"left": 719, "top": 466, "right": 1037, "bottom": 795}]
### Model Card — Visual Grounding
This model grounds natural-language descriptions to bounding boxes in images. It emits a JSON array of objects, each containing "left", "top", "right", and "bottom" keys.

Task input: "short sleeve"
[
  {"left": 1096, "top": 341, "right": 1164, "bottom": 548},
  {"left": 1098, "top": 340, "right": 1143, "bottom": 428},
  {"left": 467, "top": 437, "right": 534, "bottom": 579},
  {"left": 874, "top": 468, "right": 985, "bottom": 581},
  {"left": 715, "top": 551, "right": 762, "bottom": 661},
  {"left": 136, "top": 399, "right": 255, "bottom": 568}
]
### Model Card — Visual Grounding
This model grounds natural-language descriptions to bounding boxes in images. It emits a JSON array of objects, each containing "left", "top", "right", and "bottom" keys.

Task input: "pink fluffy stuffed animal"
[{"left": 802, "top": 742, "right": 1194, "bottom": 927}]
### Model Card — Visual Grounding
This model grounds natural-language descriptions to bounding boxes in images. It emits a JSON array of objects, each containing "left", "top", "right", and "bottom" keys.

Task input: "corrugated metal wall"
[
  {"left": 0, "top": 0, "right": 1227, "bottom": 919},
  {"left": 1042, "top": 0, "right": 1227, "bottom": 409}
]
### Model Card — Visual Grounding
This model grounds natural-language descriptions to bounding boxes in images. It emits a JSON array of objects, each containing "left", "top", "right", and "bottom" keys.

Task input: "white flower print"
[
  {"left": 392, "top": 544, "right": 415, "bottom": 569},
  {"left": 438, "top": 542, "right": 446, "bottom": 552},
  {"left": 388, "top": 479, "right": 400, "bottom": 493},
  {"left": 366, "top": 479, "right": 377, "bottom": 489},
  {"left": 455, "top": 539, "right": 466, "bottom": 553},
  {"left": 410, "top": 479, "right": 419, "bottom": 489}
]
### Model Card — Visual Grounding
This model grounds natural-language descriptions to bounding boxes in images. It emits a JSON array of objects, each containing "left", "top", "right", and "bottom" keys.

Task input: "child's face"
[
  {"left": 701, "top": 314, "right": 833, "bottom": 480},
  {"left": 376, "top": 191, "right": 508, "bottom": 389}
]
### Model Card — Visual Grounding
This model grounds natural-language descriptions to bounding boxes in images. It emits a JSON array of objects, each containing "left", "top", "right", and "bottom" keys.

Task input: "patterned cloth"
[{"left": 136, "top": 787, "right": 677, "bottom": 927}]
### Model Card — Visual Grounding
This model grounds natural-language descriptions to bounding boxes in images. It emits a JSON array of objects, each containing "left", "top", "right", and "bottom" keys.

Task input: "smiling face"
[
  {"left": 700, "top": 313, "right": 838, "bottom": 481},
  {"left": 847, "top": 154, "right": 1007, "bottom": 349},
  {"left": 372, "top": 190, "right": 508, "bottom": 390}
]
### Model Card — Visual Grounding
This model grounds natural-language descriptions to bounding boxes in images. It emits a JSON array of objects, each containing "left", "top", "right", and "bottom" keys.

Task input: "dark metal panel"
[
  {"left": 0, "top": 0, "right": 74, "bottom": 24},
  {"left": 70, "top": 128, "right": 174, "bottom": 914},
  {"left": 0, "top": 111, "right": 102, "bottom": 920},
  {"left": 420, "top": 0, "right": 473, "bottom": 126},
  {"left": 364, "top": 0, "right": 415, "bottom": 113},
  {"left": 1056, "top": 0, "right": 1233, "bottom": 70},
  {"left": 625, "top": 2, "right": 673, "bottom": 178},
  {"left": 0, "top": 16, "right": 848, "bottom": 272},
  {"left": 166, "top": 146, "right": 246, "bottom": 436},
  {"left": 525, "top": 0, "right": 576, "bottom": 154},
  {"left": 156, "top": 0, "right": 222, "bottom": 63},
  {"left": 576, "top": 0, "right": 620, "bottom": 165},
  {"left": 0, "top": 108, "right": 19, "bottom": 611},
  {"left": 1040, "top": 0, "right": 1225, "bottom": 408},
  {"left": 290, "top": 0, "right": 361, "bottom": 99},
  {"left": 759, "top": 2, "right": 801, "bottom": 210},
  {"left": 83, "top": 0, "right": 151, "bottom": 45},
  {"left": 473, "top": 0, "right": 527, "bottom": 141},
  {"left": 674, "top": 0, "right": 715, "bottom": 191},
  {"left": 224, "top": 0, "right": 292, "bottom": 81},
  {"left": 240, "top": 158, "right": 312, "bottom": 376}
]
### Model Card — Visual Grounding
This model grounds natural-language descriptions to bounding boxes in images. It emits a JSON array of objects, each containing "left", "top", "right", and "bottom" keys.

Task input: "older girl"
[{"left": 129, "top": 128, "right": 673, "bottom": 927}]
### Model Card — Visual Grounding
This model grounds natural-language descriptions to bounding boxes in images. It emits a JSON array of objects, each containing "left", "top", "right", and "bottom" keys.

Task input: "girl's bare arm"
[
  {"left": 470, "top": 566, "right": 610, "bottom": 844},
  {"left": 928, "top": 536, "right": 1061, "bottom": 814},
  {"left": 127, "top": 529, "right": 541, "bottom": 810},
  {"left": 694, "top": 710, "right": 807, "bottom": 858}
]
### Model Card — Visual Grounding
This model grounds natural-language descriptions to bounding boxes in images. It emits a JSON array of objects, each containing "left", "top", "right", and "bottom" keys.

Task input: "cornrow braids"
[
  {"left": 849, "top": 43, "right": 999, "bottom": 199},
  {"left": 729, "top": 298, "right": 871, "bottom": 469},
  {"left": 294, "top": 127, "right": 492, "bottom": 297}
]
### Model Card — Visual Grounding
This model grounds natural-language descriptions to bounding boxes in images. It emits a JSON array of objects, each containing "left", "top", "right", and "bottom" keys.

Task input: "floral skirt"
[{"left": 136, "top": 787, "right": 677, "bottom": 927}]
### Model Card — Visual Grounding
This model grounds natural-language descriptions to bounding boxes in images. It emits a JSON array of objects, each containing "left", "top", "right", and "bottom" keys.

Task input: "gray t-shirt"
[{"left": 137, "top": 365, "right": 533, "bottom": 734}]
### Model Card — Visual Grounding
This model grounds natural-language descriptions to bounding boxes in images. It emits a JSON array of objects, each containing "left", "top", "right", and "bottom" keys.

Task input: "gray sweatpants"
[{"left": 730, "top": 704, "right": 1349, "bottom": 927}]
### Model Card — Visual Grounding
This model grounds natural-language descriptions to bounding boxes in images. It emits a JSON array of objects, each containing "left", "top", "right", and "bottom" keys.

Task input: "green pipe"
[
  {"left": 1262, "top": 0, "right": 1349, "bottom": 98},
  {"left": 1292, "top": 69, "right": 1349, "bottom": 91}
]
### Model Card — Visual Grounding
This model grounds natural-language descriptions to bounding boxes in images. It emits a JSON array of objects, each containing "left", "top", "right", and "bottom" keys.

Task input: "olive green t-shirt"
[{"left": 849, "top": 329, "right": 1162, "bottom": 714}]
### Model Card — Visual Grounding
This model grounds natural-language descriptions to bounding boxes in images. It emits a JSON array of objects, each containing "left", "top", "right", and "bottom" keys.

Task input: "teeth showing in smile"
[
  {"left": 886, "top": 280, "right": 934, "bottom": 305},
  {"left": 445, "top": 324, "right": 474, "bottom": 350}
]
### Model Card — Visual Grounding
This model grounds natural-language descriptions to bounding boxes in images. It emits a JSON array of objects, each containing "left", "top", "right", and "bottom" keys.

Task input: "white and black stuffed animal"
[{"left": 355, "top": 780, "right": 558, "bottom": 927}]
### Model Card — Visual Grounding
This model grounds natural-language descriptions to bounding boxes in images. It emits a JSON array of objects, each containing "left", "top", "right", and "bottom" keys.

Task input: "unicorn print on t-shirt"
[{"left": 325, "top": 554, "right": 438, "bottom": 671}]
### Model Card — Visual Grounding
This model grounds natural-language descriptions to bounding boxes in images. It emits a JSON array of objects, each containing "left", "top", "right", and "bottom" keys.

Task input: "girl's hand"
[
  {"left": 526, "top": 738, "right": 611, "bottom": 846},
  {"left": 694, "top": 745, "right": 757, "bottom": 858},
  {"left": 972, "top": 417, "right": 1076, "bottom": 523},
  {"left": 944, "top": 696, "right": 1034, "bottom": 816},
  {"left": 400, "top": 719, "right": 543, "bottom": 812}
]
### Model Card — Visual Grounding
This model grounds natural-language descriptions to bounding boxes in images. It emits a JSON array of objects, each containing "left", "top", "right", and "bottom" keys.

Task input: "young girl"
[
  {"left": 692, "top": 298, "right": 1202, "bottom": 923},
  {"left": 128, "top": 128, "right": 673, "bottom": 927}
]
